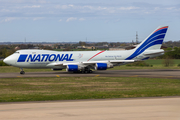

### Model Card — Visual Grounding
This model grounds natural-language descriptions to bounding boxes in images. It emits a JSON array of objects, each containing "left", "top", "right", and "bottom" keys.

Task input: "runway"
[
  {"left": 0, "top": 97, "right": 179, "bottom": 120},
  {"left": 1, "top": 69, "right": 180, "bottom": 79}
]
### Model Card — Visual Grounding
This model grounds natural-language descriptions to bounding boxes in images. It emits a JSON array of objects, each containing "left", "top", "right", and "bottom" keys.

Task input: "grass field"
[
  {"left": 146, "top": 59, "right": 180, "bottom": 66},
  {"left": 0, "top": 59, "right": 180, "bottom": 73},
  {"left": 0, "top": 77, "right": 180, "bottom": 102},
  {"left": 0, "top": 59, "right": 180, "bottom": 102},
  {"left": 111, "top": 59, "right": 180, "bottom": 70}
]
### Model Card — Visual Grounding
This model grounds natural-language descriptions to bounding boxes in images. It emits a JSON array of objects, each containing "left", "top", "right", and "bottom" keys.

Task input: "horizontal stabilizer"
[{"left": 143, "top": 51, "right": 164, "bottom": 56}]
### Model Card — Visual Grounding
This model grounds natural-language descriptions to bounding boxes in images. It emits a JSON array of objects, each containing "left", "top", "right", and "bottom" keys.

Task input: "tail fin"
[
  {"left": 136, "top": 26, "right": 168, "bottom": 50},
  {"left": 126, "top": 26, "right": 168, "bottom": 60}
]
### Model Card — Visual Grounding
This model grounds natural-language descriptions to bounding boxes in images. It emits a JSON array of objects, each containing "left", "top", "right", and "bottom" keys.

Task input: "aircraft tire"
[{"left": 20, "top": 71, "right": 25, "bottom": 74}]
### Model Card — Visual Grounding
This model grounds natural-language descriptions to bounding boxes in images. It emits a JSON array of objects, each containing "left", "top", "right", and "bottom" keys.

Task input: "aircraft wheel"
[
  {"left": 78, "top": 70, "right": 82, "bottom": 73},
  {"left": 20, "top": 71, "right": 25, "bottom": 74},
  {"left": 89, "top": 70, "right": 93, "bottom": 73}
]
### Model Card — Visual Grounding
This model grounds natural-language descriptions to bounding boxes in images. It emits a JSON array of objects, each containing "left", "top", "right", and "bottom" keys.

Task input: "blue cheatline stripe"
[
  {"left": 17, "top": 54, "right": 28, "bottom": 62},
  {"left": 125, "top": 28, "right": 167, "bottom": 60}
]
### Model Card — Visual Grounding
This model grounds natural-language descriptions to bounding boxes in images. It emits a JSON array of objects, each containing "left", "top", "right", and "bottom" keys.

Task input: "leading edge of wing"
[
  {"left": 46, "top": 60, "right": 135, "bottom": 67},
  {"left": 82, "top": 60, "right": 135, "bottom": 64}
]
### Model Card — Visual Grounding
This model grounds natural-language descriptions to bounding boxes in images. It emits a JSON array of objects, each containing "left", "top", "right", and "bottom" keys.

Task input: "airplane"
[{"left": 3, "top": 26, "right": 168, "bottom": 74}]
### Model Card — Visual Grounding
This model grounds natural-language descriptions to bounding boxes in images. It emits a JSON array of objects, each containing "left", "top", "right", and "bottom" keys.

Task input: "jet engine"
[
  {"left": 52, "top": 68, "right": 62, "bottom": 71},
  {"left": 95, "top": 63, "right": 113, "bottom": 70},
  {"left": 66, "top": 65, "right": 83, "bottom": 72}
]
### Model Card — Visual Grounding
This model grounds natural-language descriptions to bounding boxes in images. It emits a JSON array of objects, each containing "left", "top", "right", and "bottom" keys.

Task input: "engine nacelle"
[
  {"left": 95, "top": 63, "right": 113, "bottom": 70},
  {"left": 66, "top": 65, "right": 83, "bottom": 72},
  {"left": 52, "top": 68, "right": 62, "bottom": 71}
]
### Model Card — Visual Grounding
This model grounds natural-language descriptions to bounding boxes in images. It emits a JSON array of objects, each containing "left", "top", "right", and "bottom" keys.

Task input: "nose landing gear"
[{"left": 20, "top": 68, "right": 25, "bottom": 74}]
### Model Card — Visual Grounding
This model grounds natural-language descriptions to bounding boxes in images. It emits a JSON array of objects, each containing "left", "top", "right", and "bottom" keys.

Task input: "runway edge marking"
[
  {"left": 17, "top": 76, "right": 23, "bottom": 78},
  {"left": 56, "top": 75, "right": 60, "bottom": 77},
  {"left": 130, "top": 75, "right": 138, "bottom": 77},
  {"left": 95, "top": 75, "right": 100, "bottom": 77}
]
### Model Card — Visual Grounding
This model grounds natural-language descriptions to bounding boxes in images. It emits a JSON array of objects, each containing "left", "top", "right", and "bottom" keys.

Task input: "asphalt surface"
[
  {"left": 0, "top": 97, "right": 179, "bottom": 120},
  {"left": 1, "top": 69, "right": 180, "bottom": 79}
]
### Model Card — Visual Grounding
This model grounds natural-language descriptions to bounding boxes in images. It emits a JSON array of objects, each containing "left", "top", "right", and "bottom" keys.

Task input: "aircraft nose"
[{"left": 3, "top": 56, "right": 12, "bottom": 65}]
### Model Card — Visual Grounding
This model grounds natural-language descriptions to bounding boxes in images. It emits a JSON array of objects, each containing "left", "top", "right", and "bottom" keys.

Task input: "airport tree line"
[
  {"left": 0, "top": 42, "right": 126, "bottom": 58},
  {"left": 158, "top": 47, "right": 180, "bottom": 59}
]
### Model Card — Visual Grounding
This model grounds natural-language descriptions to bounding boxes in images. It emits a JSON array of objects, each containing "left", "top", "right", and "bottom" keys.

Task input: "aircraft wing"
[
  {"left": 46, "top": 60, "right": 135, "bottom": 67},
  {"left": 82, "top": 60, "right": 134, "bottom": 64}
]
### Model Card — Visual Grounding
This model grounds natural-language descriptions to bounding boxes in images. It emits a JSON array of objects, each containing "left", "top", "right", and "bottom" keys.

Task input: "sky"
[{"left": 0, "top": 0, "right": 180, "bottom": 42}]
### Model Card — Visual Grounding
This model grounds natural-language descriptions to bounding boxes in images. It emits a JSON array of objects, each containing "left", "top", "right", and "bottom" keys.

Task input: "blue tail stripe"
[
  {"left": 141, "top": 29, "right": 167, "bottom": 48},
  {"left": 125, "top": 28, "right": 167, "bottom": 60},
  {"left": 143, "top": 33, "right": 165, "bottom": 46},
  {"left": 143, "top": 30, "right": 166, "bottom": 47},
  {"left": 136, "top": 36, "right": 165, "bottom": 55},
  {"left": 141, "top": 40, "right": 163, "bottom": 52}
]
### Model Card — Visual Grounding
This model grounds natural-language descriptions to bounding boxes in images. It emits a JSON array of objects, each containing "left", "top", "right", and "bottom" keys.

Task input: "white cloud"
[
  {"left": 5, "top": 17, "right": 16, "bottom": 22},
  {"left": 97, "top": 6, "right": 107, "bottom": 10},
  {"left": 166, "top": 7, "right": 175, "bottom": 10},
  {"left": 55, "top": 4, "right": 75, "bottom": 9},
  {"left": 79, "top": 18, "right": 85, "bottom": 21},
  {"left": 0, "top": 17, "right": 18, "bottom": 23},
  {"left": 83, "top": 5, "right": 93, "bottom": 10},
  {"left": 23, "top": 5, "right": 41, "bottom": 8},
  {"left": 0, "top": 1, "right": 179, "bottom": 23},
  {"left": 32, "top": 5, "right": 41, "bottom": 8},
  {"left": 69, "top": 4, "right": 74, "bottom": 7},
  {"left": 33, "top": 17, "right": 43, "bottom": 21},
  {"left": 0, "top": 9, "right": 11, "bottom": 12},
  {"left": 0, "top": 0, "right": 48, "bottom": 4},
  {"left": 118, "top": 6, "right": 139, "bottom": 10},
  {"left": 154, "top": 7, "right": 160, "bottom": 11},
  {"left": 61, "top": 5, "right": 68, "bottom": 9},
  {"left": 66, "top": 17, "right": 77, "bottom": 22},
  {"left": 38, "top": 0, "right": 47, "bottom": 4}
]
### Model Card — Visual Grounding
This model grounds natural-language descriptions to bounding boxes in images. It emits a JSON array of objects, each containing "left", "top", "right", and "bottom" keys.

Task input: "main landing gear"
[
  {"left": 83, "top": 67, "right": 93, "bottom": 73},
  {"left": 83, "top": 69, "right": 93, "bottom": 73},
  {"left": 73, "top": 67, "right": 93, "bottom": 74},
  {"left": 20, "top": 68, "right": 25, "bottom": 74},
  {"left": 73, "top": 70, "right": 93, "bottom": 73}
]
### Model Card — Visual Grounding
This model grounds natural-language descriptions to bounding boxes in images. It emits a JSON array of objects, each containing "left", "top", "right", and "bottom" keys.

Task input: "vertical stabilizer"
[{"left": 126, "top": 26, "right": 168, "bottom": 60}]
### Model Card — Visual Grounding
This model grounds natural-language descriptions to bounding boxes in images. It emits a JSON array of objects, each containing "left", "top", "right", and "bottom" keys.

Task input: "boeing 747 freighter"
[{"left": 3, "top": 26, "right": 168, "bottom": 74}]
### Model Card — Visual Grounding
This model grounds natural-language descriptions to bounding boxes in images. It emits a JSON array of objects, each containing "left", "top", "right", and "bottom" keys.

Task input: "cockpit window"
[{"left": 15, "top": 52, "right": 19, "bottom": 54}]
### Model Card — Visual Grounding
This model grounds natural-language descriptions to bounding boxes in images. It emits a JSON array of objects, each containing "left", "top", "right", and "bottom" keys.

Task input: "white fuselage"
[{"left": 4, "top": 49, "right": 164, "bottom": 69}]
